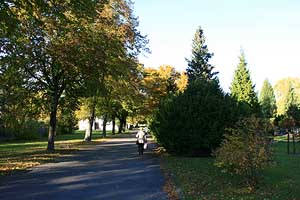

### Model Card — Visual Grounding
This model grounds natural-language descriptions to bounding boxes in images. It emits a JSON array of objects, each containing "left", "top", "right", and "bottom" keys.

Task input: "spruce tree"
[
  {"left": 150, "top": 26, "right": 240, "bottom": 156},
  {"left": 259, "top": 79, "right": 277, "bottom": 118},
  {"left": 186, "top": 26, "right": 217, "bottom": 82},
  {"left": 230, "top": 50, "right": 259, "bottom": 116}
]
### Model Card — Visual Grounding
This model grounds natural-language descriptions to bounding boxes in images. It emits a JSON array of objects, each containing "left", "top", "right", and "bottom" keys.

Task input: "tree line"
[
  {"left": 0, "top": 0, "right": 189, "bottom": 152},
  {"left": 0, "top": 0, "right": 150, "bottom": 150},
  {"left": 150, "top": 26, "right": 300, "bottom": 189},
  {"left": 151, "top": 26, "right": 300, "bottom": 156},
  {"left": 1, "top": 1, "right": 299, "bottom": 156}
]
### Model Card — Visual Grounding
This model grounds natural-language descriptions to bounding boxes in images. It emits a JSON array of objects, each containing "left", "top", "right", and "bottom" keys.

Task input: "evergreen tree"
[
  {"left": 285, "top": 85, "right": 296, "bottom": 113},
  {"left": 259, "top": 79, "right": 277, "bottom": 118},
  {"left": 151, "top": 79, "right": 236, "bottom": 156},
  {"left": 230, "top": 50, "right": 260, "bottom": 116},
  {"left": 186, "top": 26, "right": 217, "bottom": 82}
]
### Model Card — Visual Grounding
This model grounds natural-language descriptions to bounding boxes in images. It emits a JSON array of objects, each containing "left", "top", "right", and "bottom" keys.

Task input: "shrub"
[
  {"left": 14, "top": 120, "right": 47, "bottom": 140},
  {"left": 57, "top": 110, "right": 77, "bottom": 135},
  {"left": 151, "top": 79, "right": 237, "bottom": 156},
  {"left": 214, "top": 117, "right": 273, "bottom": 190}
]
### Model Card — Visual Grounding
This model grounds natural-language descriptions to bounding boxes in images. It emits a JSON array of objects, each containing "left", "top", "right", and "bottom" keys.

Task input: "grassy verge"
[
  {"left": 161, "top": 140, "right": 300, "bottom": 200},
  {"left": 0, "top": 130, "right": 124, "bottom": 177}
]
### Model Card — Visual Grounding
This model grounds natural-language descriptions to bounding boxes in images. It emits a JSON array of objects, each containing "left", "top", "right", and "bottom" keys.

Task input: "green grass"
[
  {"left": 0, "top": 130, "right": 123, "bottom": 176},
  {"left": 162, "top": 140, "right": 300, "bottom": 200}
]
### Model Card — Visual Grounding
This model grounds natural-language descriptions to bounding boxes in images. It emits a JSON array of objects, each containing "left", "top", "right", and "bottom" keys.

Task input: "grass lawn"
[
  {"left": 0, "top": 130, "right": 124, "bottom": 177},
  {"left": 162, "top": 137, "right": 300, "bottom": 200}
]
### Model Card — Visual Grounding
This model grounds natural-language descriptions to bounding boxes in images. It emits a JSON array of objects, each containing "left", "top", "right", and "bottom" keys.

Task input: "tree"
[
  {"left": 141, "top": 65, "right": 183, "bottom": 120},
  {"left": 176, "top": 72, "right": 188, "bottom": 93},
  {"left": 274, "top": 78, "right": 300, "bottom": 115},
  {"left": 57, "top": 94, "right": 78, "bottom": 135},
  {"left": 0, "top": 0, "right": 147, "bottom": 150},
  {"left": 230, "top": 50, "right": 260, "bottom": 116},
  {"left": 150, "top": 26, "right": 239, "bottom": 156},
  {"left": 215, "top": 117, "right": 273, "bottom": 190},
  {"left": 151, "top": 79, "right": 235, "bottom": 156},
  {"left": 259, "top": 79, "right": 277, "bottom": 118},
  {"left": 0, "top": 1, "right": 110, "bottom": 150},
  {"left": 78, "top": 0, "right": 148, "bottom": 140},
  {"left": 186, "top": 26, "right": 217, "bottom": 82},
  {"left": 0, "top": 64, "right": 42, "bottom": 138}
]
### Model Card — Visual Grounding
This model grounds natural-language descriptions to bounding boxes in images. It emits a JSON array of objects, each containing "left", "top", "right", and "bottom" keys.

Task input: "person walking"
[{"left": 136, "top": 128, "right": 146, "bottom": 156}]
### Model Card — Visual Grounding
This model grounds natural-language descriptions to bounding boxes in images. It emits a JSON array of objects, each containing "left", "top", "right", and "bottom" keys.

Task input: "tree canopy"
[{"left": 0, "top": 0, "right": 148, "bottom": 150}]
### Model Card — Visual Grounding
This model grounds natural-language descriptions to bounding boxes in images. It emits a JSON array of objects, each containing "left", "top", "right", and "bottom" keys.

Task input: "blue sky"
[{"left": 133, "top": 0, "right": 300, "bottom": 92}]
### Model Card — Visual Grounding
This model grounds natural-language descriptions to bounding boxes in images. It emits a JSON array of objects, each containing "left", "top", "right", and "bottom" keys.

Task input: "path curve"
[{"left": 0, "top": 134, "right": 167, "bottom": 200}]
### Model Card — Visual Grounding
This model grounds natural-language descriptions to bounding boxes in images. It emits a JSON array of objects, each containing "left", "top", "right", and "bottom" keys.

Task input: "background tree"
[
  {"left": 79, "top": 0, "right": 148, "bottom": 140},
  {"left": 274, "top": 78, "right": 300, "bottom": 115},
  {"left": 0, "top": 65, "right": 43, "bottom": 138},
  {"left": 176, "top": 72, "right": 188, "bottom": 93},
  {"left": 259, "top": 79, "right": 277, "bottom": 118},
  {"left": 151, "top": 27, "right": 237, "bottom": 156},
  {"left": 186, "top": 26, "right": 217, "bottom": 82},
  {"left": 57, "top": 93, "right": 78, "bottom": 135},
  {"left": 230, "top": 50, "right": 260, "bottom": 116},
  {"left": 141, "top": 65, "right": 183, "bottom": 121}
]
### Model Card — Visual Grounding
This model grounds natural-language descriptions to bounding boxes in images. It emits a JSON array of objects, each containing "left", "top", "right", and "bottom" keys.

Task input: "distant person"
[{"left": 136, "top": 128, "right": 146, "bottom": 156}]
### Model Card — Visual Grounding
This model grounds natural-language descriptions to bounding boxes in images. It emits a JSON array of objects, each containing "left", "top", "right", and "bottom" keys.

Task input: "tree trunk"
[
  {"left": 292, "top": 131, "right": 295, "bottom": 154},
  {"left": 84, "top": 101, "right": 96, "bottom": 142},
  {"left": 84, "top": 120, "right": 92, "bottom": 141},
  {"left": 84, "top": 117, "right": 93, "bottom": 142},
  {"left": 102, "top": 114, "right": 107, "bottom": 138},
  {"left": 118, "top": 118, "right": 122, "bottom": 134},
  {"left": 112, "top": 115, "right": 116, "bottom": 135},
  {"left": 287, "top": 129, "right": 290, "bottom": 154},
  {"left": 47, "top": 94, "right": 59, "bottom": 151},
  {"left": 123, "top": 117, "right": 127, "bottom": 132}
]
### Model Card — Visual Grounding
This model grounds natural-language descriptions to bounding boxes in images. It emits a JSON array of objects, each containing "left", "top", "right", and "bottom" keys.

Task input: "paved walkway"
[{"left": 0, "top": 134, "right": 167, "bottom": 200}]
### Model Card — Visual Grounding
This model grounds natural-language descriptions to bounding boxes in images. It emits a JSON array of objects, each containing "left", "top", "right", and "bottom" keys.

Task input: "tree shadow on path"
[{"left": 0, "top": 134, "right": 167, "bottom": 200}]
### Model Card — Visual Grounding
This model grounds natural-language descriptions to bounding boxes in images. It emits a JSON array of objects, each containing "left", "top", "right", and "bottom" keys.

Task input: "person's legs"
[
  {"left": 141, "top": 143, "right": 144, "bottom": 155},
  {"left": 138, "top": 143, "right": 142, "bottom": 156}
]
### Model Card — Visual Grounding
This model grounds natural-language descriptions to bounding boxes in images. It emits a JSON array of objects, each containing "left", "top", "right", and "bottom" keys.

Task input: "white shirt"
[{"left": 136, "top": 130, "right": 145, "bottom": 139}]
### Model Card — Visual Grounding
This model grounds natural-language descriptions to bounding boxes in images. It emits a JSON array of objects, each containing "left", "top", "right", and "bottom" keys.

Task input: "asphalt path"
[{"left": 0, "top": 134, "right": 167, "bottom": 200}]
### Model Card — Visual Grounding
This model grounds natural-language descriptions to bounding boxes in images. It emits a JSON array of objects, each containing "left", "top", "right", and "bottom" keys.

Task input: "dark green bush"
[
  {"left": 14, "top": 120, "right": 47, "bottom": 140},
  {"left": 151, "top": 80, "right": 237, "bottom": 156},
  {"left": 57, "top": 110, "right": 77, "bottom": 135}
]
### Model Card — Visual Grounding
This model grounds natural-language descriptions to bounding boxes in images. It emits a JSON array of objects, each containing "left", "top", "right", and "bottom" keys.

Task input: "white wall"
[{"left": 78, "top": 117, "right": 119, "bottom": 131}]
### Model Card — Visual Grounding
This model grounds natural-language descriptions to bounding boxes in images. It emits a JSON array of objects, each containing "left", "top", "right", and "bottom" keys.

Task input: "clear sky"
[{"left": 133, "top": 0, "right": 300, "bottom": 92}]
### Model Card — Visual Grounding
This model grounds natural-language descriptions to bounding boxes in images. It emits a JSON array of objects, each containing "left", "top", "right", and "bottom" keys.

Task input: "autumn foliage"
[{"left": 214, "top": 117, "right": 273, "bottom": 190}]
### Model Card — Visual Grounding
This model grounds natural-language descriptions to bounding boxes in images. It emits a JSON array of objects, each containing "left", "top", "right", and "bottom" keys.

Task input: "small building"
[{"left": 78, "top": 117, "right": 118, "bottom": 131}]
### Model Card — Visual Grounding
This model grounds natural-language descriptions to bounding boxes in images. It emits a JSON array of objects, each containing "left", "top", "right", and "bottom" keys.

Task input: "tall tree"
[
  {"left": 230, "top": 50, "right": 259, "bottom": 116},
  {"left": 186, "top": 26, "right": 217, "bottom": 82},
  {"left": 2, "top": 1, "right": 107, "bottom": 151},
  {"left": 79, "top": 0, "right": 148, "bottom": 141},
  {"left": 1, "top": 0, "right": 147, "bottom": 149},
  {"left": 259, "top": 79, "right": 277, "bottom": 118}
]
